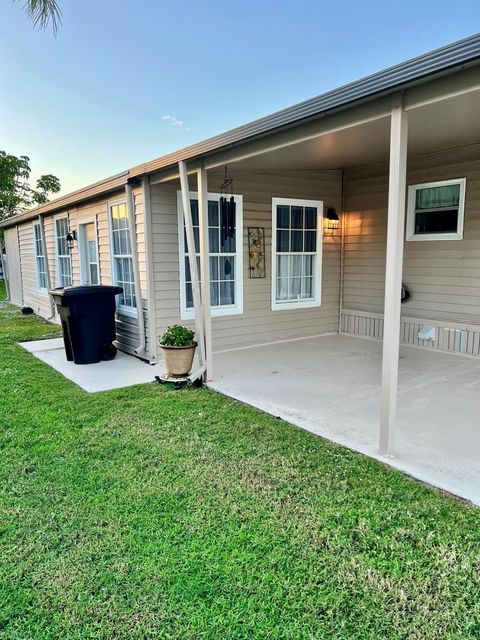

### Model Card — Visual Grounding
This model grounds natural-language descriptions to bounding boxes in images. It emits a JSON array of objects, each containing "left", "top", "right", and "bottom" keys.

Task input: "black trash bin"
[{"left": 50, "top": 285, "right": 123, "bottom": 365}]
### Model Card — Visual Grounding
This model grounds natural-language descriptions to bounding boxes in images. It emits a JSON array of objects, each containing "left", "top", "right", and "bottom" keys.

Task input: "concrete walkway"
[
  {"left": 210, "top": 334, "right": 480, "bottom": 506},
  {"left": 21, "top": 338, "right": 162, "bottom": 392}
]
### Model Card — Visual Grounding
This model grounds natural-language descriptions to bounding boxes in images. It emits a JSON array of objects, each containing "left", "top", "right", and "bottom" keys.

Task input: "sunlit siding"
[
  {"left": 17, "top": 221, "right": 54, "bottom": 319},
  {"left": 343, "top": 144, "right": 480, "bottom": 325},
  {"left": 3, "top": 227, "right": 23, "bottom": 307}
]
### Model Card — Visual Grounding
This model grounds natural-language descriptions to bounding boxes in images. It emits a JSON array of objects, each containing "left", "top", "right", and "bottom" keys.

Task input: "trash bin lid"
[{"left": 49, "top": 285, "right": 123, "bottom": 297}]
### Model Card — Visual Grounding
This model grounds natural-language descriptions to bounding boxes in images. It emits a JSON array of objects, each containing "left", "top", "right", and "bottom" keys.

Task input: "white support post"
[
  {"left": 178, "top": 160, "right": 206, "bottom": 367},
  {"left": 379, "top": 98, "right": 408, "bottom": 457},
  {"left": 197, "top": 165, "right": 213, "bottom": 381}
]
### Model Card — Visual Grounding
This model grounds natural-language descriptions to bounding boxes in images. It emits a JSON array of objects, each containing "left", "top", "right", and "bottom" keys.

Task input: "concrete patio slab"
[
  {"left": 210, "top": 334, "right": 480, "bottom": 506},
  {"left": 20, "top": 338, "right": 163, "bottom": 392}
]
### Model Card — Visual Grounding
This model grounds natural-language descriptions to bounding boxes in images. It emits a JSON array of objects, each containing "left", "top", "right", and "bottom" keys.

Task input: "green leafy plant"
[
  {"left": 160, "top": 324, "right": 196, "bottom": 347},
  {"left": 15, "top": 0, "right": 63, "bottom": 35},
  {"left": 0, "top": 151, "right": 61, "bottom": 222}
]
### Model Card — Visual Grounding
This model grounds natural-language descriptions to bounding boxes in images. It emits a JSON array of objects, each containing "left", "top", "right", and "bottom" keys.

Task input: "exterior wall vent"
[{"left": 418, "top": 326, "right": 436, "bottom": 341}]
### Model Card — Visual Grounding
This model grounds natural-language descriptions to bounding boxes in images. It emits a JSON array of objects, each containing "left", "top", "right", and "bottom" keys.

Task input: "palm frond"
[{"left": 22, "top": 0, "right": 63, "bottom": 34}]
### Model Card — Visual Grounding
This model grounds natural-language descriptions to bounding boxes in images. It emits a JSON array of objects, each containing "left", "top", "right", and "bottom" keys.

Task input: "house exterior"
[{"left": 2, "top": 34, "right": 480, "bottom": 459}]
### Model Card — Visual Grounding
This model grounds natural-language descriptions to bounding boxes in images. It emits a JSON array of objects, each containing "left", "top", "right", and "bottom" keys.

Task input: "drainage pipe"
[
  {"left": 142, "top": 176, "right": 158, "bottom": 363},
  {"left": 125, "top": 182, "right": 147, "bottom": 356},
  {"left": 338, "top": 169, "right": 346, "bottom": 333},
  {"left": 0, "top": 243, "right": 9, "bottom": 301}
]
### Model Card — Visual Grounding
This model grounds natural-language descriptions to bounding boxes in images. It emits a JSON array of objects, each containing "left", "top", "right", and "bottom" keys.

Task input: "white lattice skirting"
[{"left": 340, "top": 309, "right": 480, "bottom": 357}]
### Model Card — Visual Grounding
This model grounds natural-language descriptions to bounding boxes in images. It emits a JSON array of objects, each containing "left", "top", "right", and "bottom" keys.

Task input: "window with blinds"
[
  {"left": 33, "top": 222, "right": 47, "bottom": 291},
  {"left": 177, "top": 192, "right": 243, "bottom": 319},
  {"left": 55, "top": 217, "right": 72, "bottom": 287},
  {"left": 109, "top": 202, "right": 136, "bottom": 312},
  {"left": 271, "top": 198, "right": 323, "bottom": 310},
  {"left": 406, "top": 179, "right": 466, "bottom": 241}
]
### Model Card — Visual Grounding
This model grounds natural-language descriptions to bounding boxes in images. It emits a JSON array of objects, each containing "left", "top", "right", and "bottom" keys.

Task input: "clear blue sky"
[{"left": 0, "top": 0, "right": 479, "bottom": 195}]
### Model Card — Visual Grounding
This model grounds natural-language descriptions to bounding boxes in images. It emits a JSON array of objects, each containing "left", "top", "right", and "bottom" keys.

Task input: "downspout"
[
  {"left": 142, "top": 176, "right": 158, "bottom": 363},
  {"left": 125, "top": 181, "right": 147, "bottom": 356},
  {"left": 16, "top": 226, "right": 25, "bottom": 307},
  {"left": 0, "top": 242, "right": 10, "bottom": 301},
  {"left": 38, "top": 214, "right": 56, "bottom": 320},
  {"left": 338, "top": 169, "right": 346, "bottom": 333}
]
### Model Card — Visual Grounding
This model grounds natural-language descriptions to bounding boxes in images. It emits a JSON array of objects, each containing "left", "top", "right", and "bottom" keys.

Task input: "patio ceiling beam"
[
  {"left": 178, "top": 160, "right": 206, "bottom": 370},
  {"left": 197, "top": 165, "right": 213, "bottom": 382},
  {"left": 150, "top": 161, "right": 202, "bottom": 184},
  {"left": 203, "top": 99, "right": 392, "bottom": 170},
  {"left": 379, "top": 97, "right": 408, "bottom": 458}
]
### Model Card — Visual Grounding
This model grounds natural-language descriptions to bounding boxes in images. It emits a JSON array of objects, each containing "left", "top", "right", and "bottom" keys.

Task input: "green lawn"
[{"left": 0, "top": 280, "right": 479, "bottom": 639}]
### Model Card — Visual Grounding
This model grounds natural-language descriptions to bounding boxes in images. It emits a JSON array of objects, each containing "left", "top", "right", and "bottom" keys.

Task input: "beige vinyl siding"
[
  {"left": 3, "top": 227, "right": 23, "bottom": 306},
  {"left": 343, "top": 144, "right": 480, "bottom": 326},
  {"left": 17, "top": 221, "right": 52, "bottom": 317},
  {"left": 133, "top": 186, "right": 148, "bottom": 296},
  {"left": 151, "top": 171, "right": 342, "bottom": 354},
  {"left": 11, "top": 186, "right": 151, "bottom": 359}
]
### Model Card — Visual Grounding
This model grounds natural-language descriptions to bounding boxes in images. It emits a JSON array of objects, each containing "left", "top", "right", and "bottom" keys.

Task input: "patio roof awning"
[
  {"left": 176, "top": 77, "right": 480, "bottom": 463},
  {"left": 2, "top": 34, "right": 480, "bottom": 229}
]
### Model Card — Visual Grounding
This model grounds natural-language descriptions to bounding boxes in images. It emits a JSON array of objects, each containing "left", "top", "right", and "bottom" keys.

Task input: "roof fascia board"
[
  {"left": 404, "top": 64, "right": 480, "bottom": 110},
  {"left": 3, "top": 36, "right": 480, "bottom": 227},
  {"left": 0, "top": 172, "right": 128, "bottom": 229},
  {"left": 150, "top": 96, "right": 393, "bottom": 183},
  {"left": 135, "top": 36, "right": 480, "bottom": 180},
  {"left": 151, "top": 64, "right": 480, "bottom": 183}
]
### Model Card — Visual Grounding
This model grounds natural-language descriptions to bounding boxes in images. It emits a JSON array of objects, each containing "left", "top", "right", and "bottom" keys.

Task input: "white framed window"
[
  {"left": 79, "top": 221, "right": 100, "bottom": 285},
  {"left": 109, "top": 202, "right": 137, "bottom": 315},
  {"left": 406, "top": 178, "right": 466, "bottom": 241},
  {"left": 55, "top": 216, "right": 72, "bottom": 287},
  {"left": 177, "top": 191, "right": 243, "bottom": 319},
  {"left": 33, "top": 222, "right": 47, "bottom": 292},
  {"left": 271, "top": 197, "right": 323, "bottom": 311}
]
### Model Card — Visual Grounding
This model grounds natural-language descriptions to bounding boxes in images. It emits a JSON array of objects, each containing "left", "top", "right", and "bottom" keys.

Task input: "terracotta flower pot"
[{"left": 160, "top": 342, "right": 197, "bottom": 378}]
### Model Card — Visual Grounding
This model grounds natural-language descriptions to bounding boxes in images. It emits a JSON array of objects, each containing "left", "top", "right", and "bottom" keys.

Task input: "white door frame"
[{"left": 77, "top": 219, "right": 100, "bottom": 285}]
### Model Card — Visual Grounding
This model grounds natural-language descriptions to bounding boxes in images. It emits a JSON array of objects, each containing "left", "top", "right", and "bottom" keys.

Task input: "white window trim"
[
  {"left": 177, "top": 190, "right": 244, "bottom": 320},
  {"left": 406, "top": 178, "right": 466, "bottom": 242},
  {"left": 32, "top": 222, "right": 47, "bottom": 294},
  {"left": 77, "top": 219, "right": 100, "bottom": 285},
  {"left": 271, "top": 197, "right": 323, "bottom": 311},
  {"left": 54, "top": 214, "right": 73, "bottom": 287},
  {"left": 107, "top": 199, "right": 137, "bottom": 318}
]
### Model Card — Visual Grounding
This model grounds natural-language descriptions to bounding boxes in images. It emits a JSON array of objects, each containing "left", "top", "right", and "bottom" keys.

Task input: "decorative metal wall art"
[{"left": 248, "top": 227, "right": 266, "bottom": 278}]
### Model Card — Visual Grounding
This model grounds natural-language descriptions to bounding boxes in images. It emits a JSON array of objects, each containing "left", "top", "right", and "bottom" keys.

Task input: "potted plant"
[{"left": 159, "top": 324, "right": 197, "bottom": 378}]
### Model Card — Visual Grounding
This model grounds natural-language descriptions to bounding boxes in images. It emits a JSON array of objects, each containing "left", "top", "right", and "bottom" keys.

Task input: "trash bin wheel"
[{"left": 100, "top": 343, "right": 117, "bottom": 361}]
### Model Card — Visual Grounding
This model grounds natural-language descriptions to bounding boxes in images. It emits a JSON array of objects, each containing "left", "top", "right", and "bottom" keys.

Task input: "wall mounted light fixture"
[
  {"left": 323, "top": 207, "right": 339, "bottom": 230},
  {"left": 66, "top": 230, "right": 77, "bottom": 250}
]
